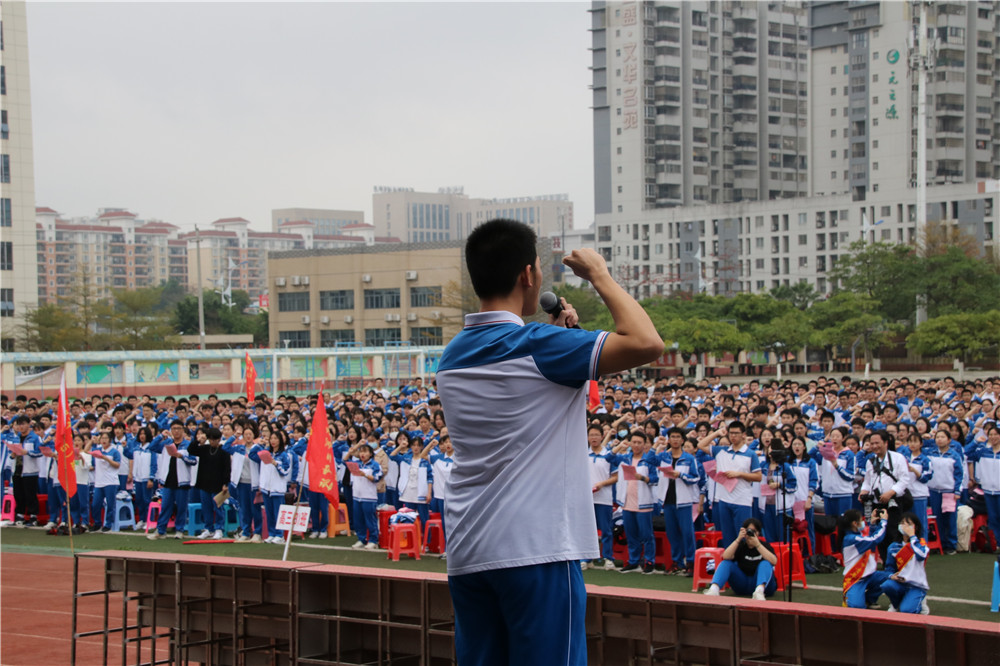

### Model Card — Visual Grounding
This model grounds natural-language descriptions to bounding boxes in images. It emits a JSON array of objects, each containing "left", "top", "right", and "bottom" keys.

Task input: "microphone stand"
[{"left": 777, "top": 462, "right": 794, "bottom": 603}]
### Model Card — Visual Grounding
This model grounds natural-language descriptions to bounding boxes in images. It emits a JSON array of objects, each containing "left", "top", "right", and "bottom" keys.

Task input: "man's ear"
[{"left": 519, "top": 264, "right": 535, "bottom": 288}]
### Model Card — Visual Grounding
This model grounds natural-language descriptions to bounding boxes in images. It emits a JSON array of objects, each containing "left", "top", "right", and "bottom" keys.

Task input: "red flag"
[
  {"left": 305, "top": 389, "right": 340, "bottom": 510},
  {"left": 245, "top": 352, "right": 257, "bottom": 404},
  {"left": 56, "top": 374, "right": 78, "bottom": 499},
  {"left": 587, "top": 380, "right": 601, "bottom": 412}
]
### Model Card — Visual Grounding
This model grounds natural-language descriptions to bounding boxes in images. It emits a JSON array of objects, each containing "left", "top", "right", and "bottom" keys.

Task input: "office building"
[
  {"left": 271, "top": 207, "right": 366, "bottom": 236},
  {"left": 1, "top": 3, "right": 39, "bottom": 350},
  {"left": 371, "top": 186, "right": 574, "bottom": 243},
  {"left": 591, "top": 1, "right": 999, "bottom": 299}
]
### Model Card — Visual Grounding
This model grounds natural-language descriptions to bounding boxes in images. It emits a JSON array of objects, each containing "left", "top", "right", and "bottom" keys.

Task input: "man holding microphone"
[{"left": 437, "top": 218, "right": 663, "bottom": 666}]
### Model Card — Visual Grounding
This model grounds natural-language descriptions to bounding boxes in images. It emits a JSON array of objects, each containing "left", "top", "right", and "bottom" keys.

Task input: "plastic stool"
[
  {"left": 972, "top": 514, "right": 998, "bottom": 553},
  {"left": 925, "top": 517, "right": 944, "bottom": 554},
  {"left": 695, "top": 530, "right": 724, "bottom": 549},
  {"left": 772, "top": 543, "right": 808, "bottom": 591},
  {"left": 792, "top": 524, "right": 812, "bottom": 557},
  {"left": 653, "top": 531, "right": 672, "bottom": 568},
  {"left": 692, "top": 547, "right": 724, "bottom": 592},
  {"left": 37, "top": 493, "right": 49, "bottom": 523},
  {"left": 816, "top": 529, "right": 843, "bottom": 564},
  {"left": 113, "top": 500, "right": 136, "bottom": 532},
  {"left": 424, "top": 518, "right": 445, "bottom": 554},
  {"left": 377, "top": 508, "right": 397, "bottom": 548},
  {"left": 186, "top": 503, "right": 206, "bottom": 536},
  {"left": 387, "top": 522, "right": 421, "bottom": 561},
  {"left": 330, "top": 503, "right": 350, "bottom": 536},
  {"left": 224, "top": 501, "right": 239, "bottom": 535},
  {"left": 1, "top": 494, "right": 15, "bottom": 522}
]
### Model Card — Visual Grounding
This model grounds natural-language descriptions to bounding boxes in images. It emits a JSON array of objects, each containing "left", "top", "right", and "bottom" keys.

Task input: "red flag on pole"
[
  {"left": 306, "top": 389, "right": 340, "bottom": 511},
  {"left": 245, "top": 352, "right": 257, "bottom": 404},
  {"left": 587, "top": 380, "right": 601, "bottom": 412},
  {"left": 56, "top": 374, "right": 78, "bottom": 499}
]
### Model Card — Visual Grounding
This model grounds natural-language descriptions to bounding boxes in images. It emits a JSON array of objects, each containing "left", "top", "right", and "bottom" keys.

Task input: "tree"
[
  {"left": 769, "top": 281, "right": 819, "bottom": 310},
  {"left": 807, "top": 292, "right": 895, "bottom": 367},
  {"left": 829, "top": 241, "right": 921, "bottom": 323},
  {"left": 19, "top": 303, "right": 87, "bottom": 351},
  {"left": 660, "top": 318, "right": 748, "bottom": 380},
  {"left": 174, "top": 289, "right": 257, "bottom": 337},
  {"left": 113, "top": 288, "right": 180, "bottom": 350},
  {"left": 906, "top": 311, "right": 1000, "bottom": 376},
  {"left": 919, "top": 246, "right": 1000, "bottom": 318}
]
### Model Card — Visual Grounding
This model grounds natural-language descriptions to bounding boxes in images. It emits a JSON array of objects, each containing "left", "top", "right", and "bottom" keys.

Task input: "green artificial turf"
[{"left": 2, "top": 526, "right": 997, "bottom": 623}]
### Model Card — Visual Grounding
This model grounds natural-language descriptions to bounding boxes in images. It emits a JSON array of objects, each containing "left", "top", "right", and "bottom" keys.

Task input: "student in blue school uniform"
[
  {"left": 788, "top": 437, "right": 818, "bottom": 552},
  {"left": 583, "top": 424, "right": 618, "bottom": 571},
  {"left": 881, "top": 512, "right": 931, "bottom": 614},
  {"left": 813, "top": 427, "right": 855, "bottom": 520},
  {"left": 222, "top": 421, "right": 263, "bottom": 542},
  {"left": 426, "top": 434, "right": 455, "bottom": 554},
  {"left": 697, "top": 422, "right": 763, "bottom": 548},
  {"left": 656, "top": 427, "right": 700, "bottom": 575},
  {"left": 967, "top": 425, "right": 1000, "bottom": 552},
  {"left": 147, "top": 420, "right": 198, "bottom": 539},
  {"left": 90, "top": 431, "right": 122, "bottom": 532},
  {"left": 611, "top": 430, "right": 659, "bottom": 574},
  {"left": 903, "top": 433, "right": 933, "bottom": 537},
  {"left": 389, "top": 434, "right": 434, "bottom": 527},
  {"left": 8, "top": 415, "right": 43, "bottom": 525},
  {"left": 345, "top": 442, "right": 383, "bottom": 549},
  {"left": 926, "top": 427, "right": 964, "bottom": 555},
  {"left": 111, "top": 422, "right": 131, "bottom": 492},
  {"left": 761, "top": 447, "right": 798, "bottom": 544},
  {"left": 69, "top": 434, "right": 92, "bottom": 533},
  {"left": 289, "top": 423, "right": 327, "bottom": 539},
  {"left": 254, "top": 429, "right": 292, "bottom": 544},
  {"left": 839, "top": 508, "right": 889, "bottom": 609},
  {"left": 125, "top": 426, "right": 158, "bottom": 531}
]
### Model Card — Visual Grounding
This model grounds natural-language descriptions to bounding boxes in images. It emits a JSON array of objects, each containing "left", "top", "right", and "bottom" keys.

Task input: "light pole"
[{"left": 194, "top": 225, "right": 206, "bottom": 350}]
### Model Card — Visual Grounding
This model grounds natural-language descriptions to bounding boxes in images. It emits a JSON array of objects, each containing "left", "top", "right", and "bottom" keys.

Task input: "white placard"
[{"left": 276, "top": 504, "right": 309, "bottom": 533}]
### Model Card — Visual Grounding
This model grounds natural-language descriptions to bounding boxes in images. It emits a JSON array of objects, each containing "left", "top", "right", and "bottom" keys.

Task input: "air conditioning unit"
[
  {"left": 344, "top": 315, "right": 354, "bottom": 324},
  {"left": 301, "top": 315, "right": 311, "bottom": 325},
  {"left": 291, "top": 275, "right": 301, "bottom": 286},
  {"left": 275, "top": 277, "right": 286, "bottom": 287},
  {"left": 320, "top": 315, "right": 330, "bottom": 325},
  {"left": 385, "top": 313, "right": 401, "bottom": 322},
  {"left": 406, "top": 312, "right": 418, "bottom": 321},
  {"left": 362, "top": 274, "right": 372, "bottom": 283},
  {"left": 301, "top": 275, "right": 310, "bottom": 286},
  {"left": 405, "top": 270, "right": 418, "bottom": 281}
]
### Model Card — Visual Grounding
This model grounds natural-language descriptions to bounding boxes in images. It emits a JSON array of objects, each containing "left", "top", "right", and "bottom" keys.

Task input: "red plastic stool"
[
  {"left": 387, "top": 522, "right": 421, "bottom": 561},
  {"left": 772, "top": 543, "right": 808, "bottom": 591},
  {"left": 377, "top": 508, "right": 397, "bottom": 549},
  {"left": 792, "top": 523, "right": 812, "bottom": 557},
  {"left": 1, "top": 494, "right": 15, "bottom": 523},
  {"left": 653, "top": 531, "right": 672, "bottom": 568},
  {"left": 695, "top": 530, "right": 724, "bottom": 548},
  {"left": 424, "top": 518, "right": 445, "bottom": 554},
  {"left": 972, "top": 514, "right": 998, "bottom": 552},
  {"left": 925, "top": 517, "right": 943, "bottom": 554},
  {"left": 691, "top": 547, "right": 724, "bottom": 592},
  {"left": 37, "top": 493, "right": 49, "bottom": 523},
  {"left": 816, "top": 529, "right": 843, "bottom": 564}
]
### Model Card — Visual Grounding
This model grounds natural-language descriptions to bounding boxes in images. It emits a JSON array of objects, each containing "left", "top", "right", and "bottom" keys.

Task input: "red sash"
[
  {"left": 893, "top": 539, "right": 924, "bottom": 572},
  {"left": 842, "top": 551, "right": 870, "bottom": 606}
]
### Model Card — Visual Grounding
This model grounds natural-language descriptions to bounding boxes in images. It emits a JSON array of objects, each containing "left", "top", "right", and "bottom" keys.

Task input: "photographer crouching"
[{"left": 702, "top": 518, "right": 777, "bottom": 600}]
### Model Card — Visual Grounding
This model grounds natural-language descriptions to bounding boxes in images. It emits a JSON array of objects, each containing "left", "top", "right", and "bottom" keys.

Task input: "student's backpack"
[
  {"left": 814, "top": 514, "right": 839, "bottom": 535},
  {"left": 805, "top": 553, "right": 840, "bottom": 574}
]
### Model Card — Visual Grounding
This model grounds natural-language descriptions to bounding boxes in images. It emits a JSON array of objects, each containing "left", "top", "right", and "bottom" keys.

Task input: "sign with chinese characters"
[
  {"left": 276, "top": 504, "right": 310, "bottom": 533},
  {"left": 885, "top": 49, "right": 900, "bottom": 120},
  {"left": 621, "top": 1, "right": 639, "bottom": 131}
]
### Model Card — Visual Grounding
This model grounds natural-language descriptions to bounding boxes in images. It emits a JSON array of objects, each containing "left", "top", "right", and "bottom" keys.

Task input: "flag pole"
[
  {"left": 65, "top": 489, "right": 74, "bottom": 553},
  {"left": 281, "top": 460, "right": 307, "bottom": 562}
]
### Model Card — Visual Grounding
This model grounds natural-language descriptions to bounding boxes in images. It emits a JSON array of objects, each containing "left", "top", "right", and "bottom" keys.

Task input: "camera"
[
  {"left": 768, "top": 447, "right": 789, "bottom": 465},
  {"left": 745, "top": 528, "right": 757, "bottom": 538}
]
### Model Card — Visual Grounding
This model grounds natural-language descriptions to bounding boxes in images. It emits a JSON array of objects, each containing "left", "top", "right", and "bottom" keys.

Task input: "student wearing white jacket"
[
  {"left": 254, "top": 429, "right": 292, "bottom": 544},
  {"left": 223, "top": 422, "right": 262, "bottom": 542},
  {"left": 611, "top": 431, "right": 659, "bottom": 574},
  {"left": 656, "top": 427, "right": 700, "bottom": 575},
  {"left": 148, "top": 421, "right": 197, "bottom": 539}
]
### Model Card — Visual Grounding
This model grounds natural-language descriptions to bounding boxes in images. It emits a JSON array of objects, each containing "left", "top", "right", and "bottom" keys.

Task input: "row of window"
[
  {"left": 277, "top": 326, "right": 443, "bottom": 348},
  {"left": 278, "top": 287, "right": 442, "bottom": 313}
]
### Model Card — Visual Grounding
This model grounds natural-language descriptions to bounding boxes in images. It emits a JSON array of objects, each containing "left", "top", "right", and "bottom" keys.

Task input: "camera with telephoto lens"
[{"left": 768, "top": 447, "right": 789, "bottom": 465}]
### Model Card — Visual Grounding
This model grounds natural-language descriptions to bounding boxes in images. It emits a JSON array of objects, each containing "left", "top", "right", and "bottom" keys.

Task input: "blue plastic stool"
[
  {"left": 113, "top": 500, "right": 136, "bottom": 532},
  {"left": 186, "top": 503, "right": 206, "bottom": 535},
  {"left": 991, "top": 560, "right": 999, "bottom": 613}
]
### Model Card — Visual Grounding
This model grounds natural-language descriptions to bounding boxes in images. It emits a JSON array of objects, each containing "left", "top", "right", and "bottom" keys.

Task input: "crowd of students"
[{"left": 1, "top": 373, "right": 998, "bottom": 613}]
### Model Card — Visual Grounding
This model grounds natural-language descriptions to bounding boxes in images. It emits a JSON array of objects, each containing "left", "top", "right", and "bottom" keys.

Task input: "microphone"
[{"left": 540, "top": 291, "right": 580, "bottom": 329}]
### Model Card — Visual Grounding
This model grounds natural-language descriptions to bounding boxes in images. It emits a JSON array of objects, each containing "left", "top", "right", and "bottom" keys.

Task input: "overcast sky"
[{"left": 26, "top": 1, "right": 595, "bottom": 231}]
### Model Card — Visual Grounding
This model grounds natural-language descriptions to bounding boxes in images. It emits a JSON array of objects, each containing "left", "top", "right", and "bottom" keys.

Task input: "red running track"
[{"left": 0, "top": 552, "right": 171, "bottom": 666}]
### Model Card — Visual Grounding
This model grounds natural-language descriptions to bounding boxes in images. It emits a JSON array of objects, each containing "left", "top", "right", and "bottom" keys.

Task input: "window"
[
  {"left": 798, "top": 256, "right": 808, "bottom": 267},
  {"left": 363, "top": 288, "right": 400, "bottom": 309},
  {"left": 0, "top": 109, "right": 7, "bottom": 139},
  {"left": 0, "top": 241, "right": 11, "bottom": 271},
  {"left": 278, "top": 330, "right": 311, "bottom": 348},
  {"left": 277, "top": 292, "right": 310, "bottom": 312},
  {"left": 410, "top": 286, "right": 441, "bottom": 308},
  {"left": 319, "top": 289, "right": 354, "bottom": 310},
  {"left": 830, "top": 129, "right": 837, "bottom": 137},
  {"left": 320, "top": 329, "right": 356, "bottom": 346},
  {"left": 365, "top": 328, "right": 402, "bottom": 346},
  {"left": 0, "top": 154, "right": 9, "bottom": 183},
  {"left": 0, "top": 288, "right": 11, "bottom": 317},
  {"left": 410, "top": 327, "right": 443, "bottom": 346},
  {"left": 798, "top": 234, "right": 808, "bottom": 245},
  {"left": 0, "top": 198, "right": 10, "bottom": 227}
]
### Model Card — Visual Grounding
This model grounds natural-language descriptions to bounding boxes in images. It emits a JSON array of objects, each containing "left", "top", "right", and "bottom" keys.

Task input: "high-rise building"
[
  {"left": 270, "top": 208, "right": 366, "bottom": 236},
  {"left": 591, "top": 1, "right": 810, "bottom": 216},
  {"left": 371, "top": 187, "right": 573, "bottom": 243},
  {"left": 1, "top": 2, "right": 39, "bottom": 350},
  {"left": 36, "top": 208, "right": 186, "bottom": 302},
  {"left": 591, "top": 1, "right": 999, "bottom": 299}
]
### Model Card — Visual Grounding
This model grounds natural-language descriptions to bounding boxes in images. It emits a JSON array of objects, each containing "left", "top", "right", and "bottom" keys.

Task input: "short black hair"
[{"left": 465, "top": 218, "right": 538, "bottom": 299}]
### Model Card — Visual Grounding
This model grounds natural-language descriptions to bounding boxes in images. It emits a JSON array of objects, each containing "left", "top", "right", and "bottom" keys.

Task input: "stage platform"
[{"left": 72, "top": 550, "right": 1000, "bottom": 666}]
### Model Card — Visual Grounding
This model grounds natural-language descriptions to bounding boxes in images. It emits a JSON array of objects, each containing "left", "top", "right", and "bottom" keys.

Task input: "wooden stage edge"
[{"left": 75, "top": 549, "right": 1000, "bottom": 666}]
